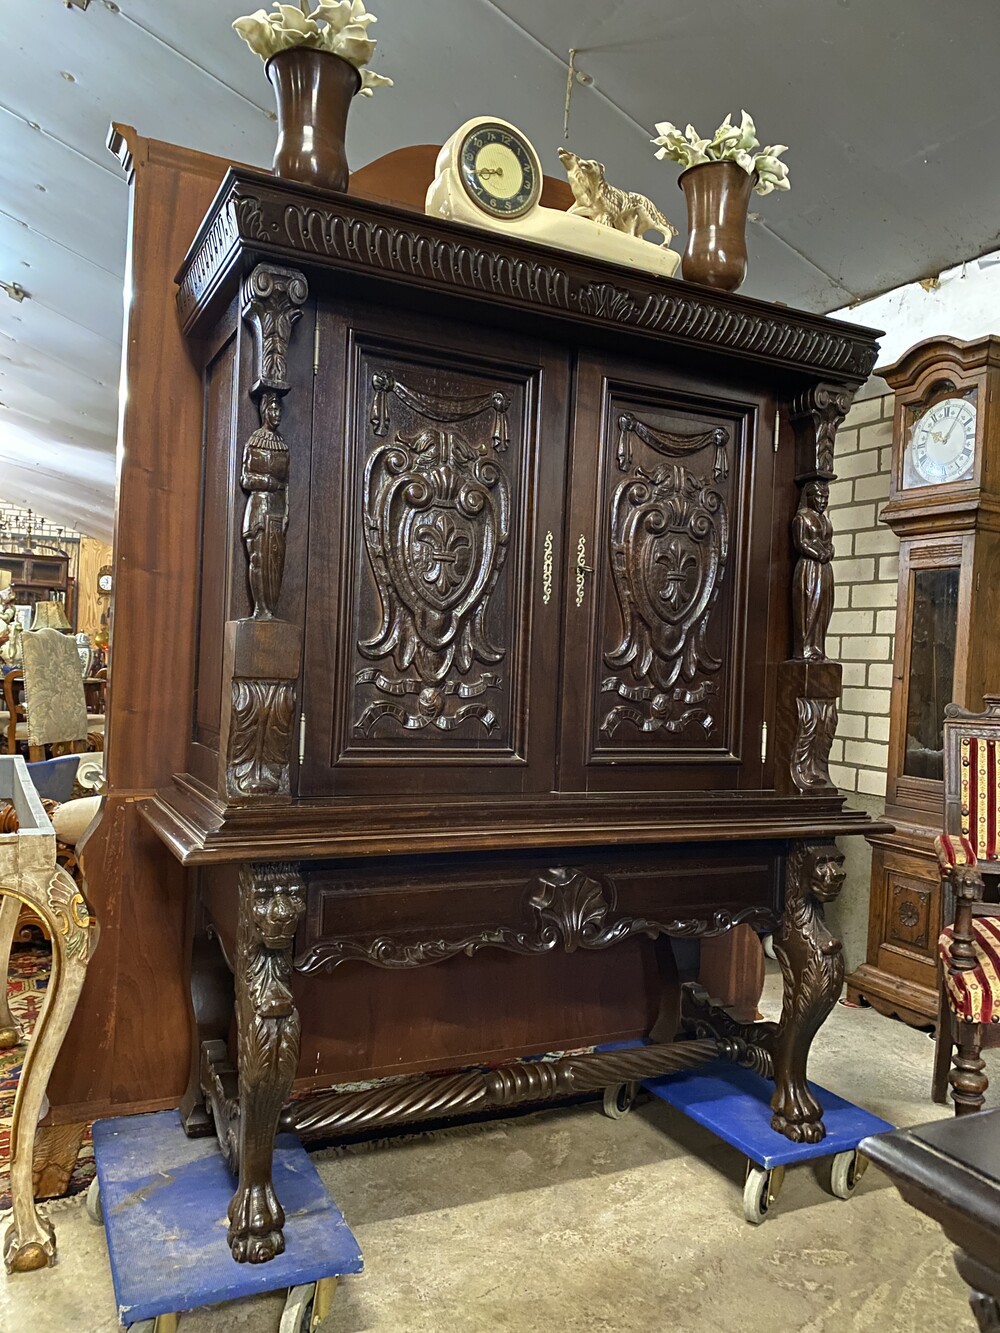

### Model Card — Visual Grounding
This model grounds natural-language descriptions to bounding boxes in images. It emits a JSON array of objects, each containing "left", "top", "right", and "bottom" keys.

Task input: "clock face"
[
  {"left": 904, "top": 394, "right": 977, "bottom": 488},
  {"left": 458, "top": 122, "right": 540, "bottom": 220}
]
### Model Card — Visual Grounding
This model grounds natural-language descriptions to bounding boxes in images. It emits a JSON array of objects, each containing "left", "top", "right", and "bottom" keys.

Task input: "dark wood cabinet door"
[
  {"left": 299, "top": 302, "right": 568, "bottom": 798},
  {"left": 558, "top": 350, "right": 779, "bottom": 792}
]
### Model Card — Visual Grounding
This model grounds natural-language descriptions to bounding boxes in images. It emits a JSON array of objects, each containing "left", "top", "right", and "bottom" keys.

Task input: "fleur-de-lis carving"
[
  {"left": 655, "top": 537, "right": 698, "bottom": 611},
  {"left": 413, "top": 513, "right": 473, "bottom": 595}
]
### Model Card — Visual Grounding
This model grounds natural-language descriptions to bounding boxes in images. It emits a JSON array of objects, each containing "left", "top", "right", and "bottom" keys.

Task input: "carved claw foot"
[
  {"left": 227, "top": 1181, "right": 286, "bottom": 1264},
  {"left": 770, "top": 1088, "right": 826, "bottom": 1144},
  {"left": 4, "top": 1211, "right": 55, "bottom": 1274},
  {"left": 0, "top": 1024, "right": 19, "bottom": 1050}
]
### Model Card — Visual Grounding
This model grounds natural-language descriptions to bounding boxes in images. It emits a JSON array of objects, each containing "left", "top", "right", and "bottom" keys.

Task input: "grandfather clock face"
[{"left": 902, "top": 389, "right": 977, "bottom": 489}]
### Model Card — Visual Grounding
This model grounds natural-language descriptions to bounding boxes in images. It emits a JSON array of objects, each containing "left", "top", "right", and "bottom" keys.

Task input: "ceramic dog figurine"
[{"left": 558, "top": 149, "right": 677, "bottom": 246}]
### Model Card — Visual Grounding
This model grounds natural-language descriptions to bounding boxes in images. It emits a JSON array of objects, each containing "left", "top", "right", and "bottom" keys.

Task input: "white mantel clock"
[{"left": 426, "top": 117, "right": 681, "bottom": 280}]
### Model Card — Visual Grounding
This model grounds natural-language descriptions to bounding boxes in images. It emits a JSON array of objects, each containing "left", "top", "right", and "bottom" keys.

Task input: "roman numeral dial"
[{"left": 904, "top": 394, "right": 977, "bottom": 487}]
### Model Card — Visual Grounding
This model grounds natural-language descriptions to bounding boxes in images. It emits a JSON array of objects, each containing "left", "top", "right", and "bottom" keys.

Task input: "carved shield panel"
[
  {"left": 598, "top": 406, "right": 736, "bottom": 751},
  {"left": 361, "top": 429, "right": 510, "bottom": 683}
]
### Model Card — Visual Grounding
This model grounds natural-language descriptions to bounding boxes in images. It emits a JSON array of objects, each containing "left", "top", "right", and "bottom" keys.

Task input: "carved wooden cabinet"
[
  {"left": 846, "top": 337, "right": 1000, "bottom": 1025},
  {"left": 142, "top": 166, "right": 886, "bottom": 1263}
]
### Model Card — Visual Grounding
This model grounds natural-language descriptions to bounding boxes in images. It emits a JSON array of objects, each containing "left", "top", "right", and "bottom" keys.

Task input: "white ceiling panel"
[
  {"left": 0, "top": 215, "right": 125, "bottom": 345},
  {"left": 0, "top": 113, "right": 128, "bottom": 278},
  {"left": 4, "top": 0, "right": 1000, "bottom": 537}
]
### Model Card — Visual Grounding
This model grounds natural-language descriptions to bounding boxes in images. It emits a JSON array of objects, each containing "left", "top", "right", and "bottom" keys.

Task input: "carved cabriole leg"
[
  {"left": 770, "top": 839, "right": 845, "bottom": 1143},
  {"left": 0, "top": 891, "right": 21, "bottom": 1047},
  {"left": 225, "top": 862, "right": 305, "bottom": 1264},
  {"left": 3, "top": 866, "right": 92, "bottom": 1273}
]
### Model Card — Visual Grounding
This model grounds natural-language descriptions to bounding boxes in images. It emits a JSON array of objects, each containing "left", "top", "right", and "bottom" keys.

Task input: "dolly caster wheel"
[
  {"left": 85, "top": 1177, "right": 102, "bottom": 1225},
  {"left": 602, "top": 1081, "right": 638, "bottom": 1119},
  {"left": 829, "top": 1148, "right": 868, "bottom": 1199},
  {"left": 743, "top": 1163, "right": 784, "bottom": 1224},
  {"left": 281, "top": 1277, "right": 339, "bottom": 1332}
]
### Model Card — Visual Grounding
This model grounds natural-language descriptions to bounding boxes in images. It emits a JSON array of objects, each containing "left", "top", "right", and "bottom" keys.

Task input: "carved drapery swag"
[
  {"left": 616, "top": 412, "right": 729, "bottom": 481},
  {"left": 370, "top": 372, "right": 511, "bottom": 451},
  {"left": 239, "top": 265, "right": 308, "bottom": 619}
]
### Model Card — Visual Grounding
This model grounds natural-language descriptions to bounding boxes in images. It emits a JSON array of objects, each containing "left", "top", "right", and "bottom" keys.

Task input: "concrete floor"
[{"left": 1, "top": 968, "right": 992, "bottom": 1333}]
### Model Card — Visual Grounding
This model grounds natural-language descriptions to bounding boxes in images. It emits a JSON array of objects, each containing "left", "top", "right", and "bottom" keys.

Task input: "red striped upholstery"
[
  {"left": 935, "top": 833, "right": 978, "bottom": 870},
  {"left": 937, "top": 916, "right": 1000, "bottom": 1024},
  {"left": 960, "top": 736, "right": 1000, "bottom": 861}
]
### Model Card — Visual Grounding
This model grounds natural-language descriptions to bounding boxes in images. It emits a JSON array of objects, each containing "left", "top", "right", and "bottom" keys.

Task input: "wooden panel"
[
  {"left": 299, "top": 302, "right": 567, "bottom": 797},
  {"left": 48, "top": 129, "right": 237, "bottom": 1123},
  {"left": 560, "top": 349, "right": 777, "bottom": 791}
]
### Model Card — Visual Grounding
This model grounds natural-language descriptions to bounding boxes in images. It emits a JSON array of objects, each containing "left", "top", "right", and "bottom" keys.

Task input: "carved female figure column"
[
  {"left": 791, "top": 478, "right": 834, "bottom": 661},
  {"left": 774, "top": 385, "right": 853, "bottom": 795},
  {"left": 241, "top": 391, "right": 290, "bottom": 620},
  {"left": 219, "top": 262, "right": 308, "bottom": 803}
]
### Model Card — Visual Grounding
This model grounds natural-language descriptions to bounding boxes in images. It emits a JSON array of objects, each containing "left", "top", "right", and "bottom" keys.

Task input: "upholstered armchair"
[{"left": 932, "top": 699, "right": 1000, "bottom": 1114}]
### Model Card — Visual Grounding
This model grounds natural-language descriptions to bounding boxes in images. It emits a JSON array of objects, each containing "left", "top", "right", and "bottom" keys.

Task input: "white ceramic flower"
[
  {"left": 232, "top": 0, "right": 392, "bottom": 91},
  {"left": 651, "top": 108, "right": 790, "bottom": 194}
]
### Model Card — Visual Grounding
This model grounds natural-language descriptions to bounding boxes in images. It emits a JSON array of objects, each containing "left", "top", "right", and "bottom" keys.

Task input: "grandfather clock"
[{"left": 847, "top": 335, "right": 1000, "bottom": 1024}]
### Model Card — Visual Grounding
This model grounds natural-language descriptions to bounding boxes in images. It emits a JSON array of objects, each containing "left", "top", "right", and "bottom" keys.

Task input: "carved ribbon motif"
[
  {"left": 370, "top": 373, "right": 511, "bottom": 451},
  {"left": 358, "top": 426, "right": 510, "bottom": 730},
  {"left": 602, "top": 453, "right": 729, "bottom": 736}
]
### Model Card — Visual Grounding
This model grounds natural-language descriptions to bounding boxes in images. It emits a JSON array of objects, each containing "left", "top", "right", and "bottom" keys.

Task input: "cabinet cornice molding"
[{"left": 176, "top": 169, "right": 880, "bottom": 385}]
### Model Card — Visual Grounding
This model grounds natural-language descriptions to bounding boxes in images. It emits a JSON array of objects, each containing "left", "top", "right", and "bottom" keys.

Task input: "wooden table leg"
[
  {"left": 0, "top": 892, "right": 21, "bottom": 1048},
  {"left": 3, "top": 865, "right": 92, "bottom": 1272},
  {"left": 203, "top": 862, "right": 305, "bottom": 1264},
  {"left": 770, "top": 839, "right": 845, "bottom": 1143}
]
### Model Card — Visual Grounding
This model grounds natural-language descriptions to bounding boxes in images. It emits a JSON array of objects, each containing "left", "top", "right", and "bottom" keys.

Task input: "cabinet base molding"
[{"left": 844, "top": 962, "right": 938, "bottom": 1028}]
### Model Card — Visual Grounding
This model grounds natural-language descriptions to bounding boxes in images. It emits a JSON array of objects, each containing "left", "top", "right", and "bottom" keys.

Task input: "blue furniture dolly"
[
  {"left": 87, "top": 1110, "right": 363, "bottom": 1331},
  {"left": 603, "top": 1059, "right": 895, "bottom": 1224}
]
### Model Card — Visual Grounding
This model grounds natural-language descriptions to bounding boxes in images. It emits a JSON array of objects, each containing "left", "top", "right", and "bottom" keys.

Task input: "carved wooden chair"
[
  {"left": 0, "top": 755, "right": 94, "bottom": 1272},
  {"left": 932, "top": 698, "right": 1000, "bottom": 1113}
]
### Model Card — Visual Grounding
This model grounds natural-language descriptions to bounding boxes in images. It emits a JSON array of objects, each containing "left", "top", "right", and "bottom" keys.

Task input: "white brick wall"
[{"left": 826, "top": 393, "right": 899, "bottom": 796}]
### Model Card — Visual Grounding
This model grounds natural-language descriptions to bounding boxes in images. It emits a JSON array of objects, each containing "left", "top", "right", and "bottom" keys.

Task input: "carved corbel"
[{"left": 789, "top": 382, "right": 854, "bottom": 481}]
